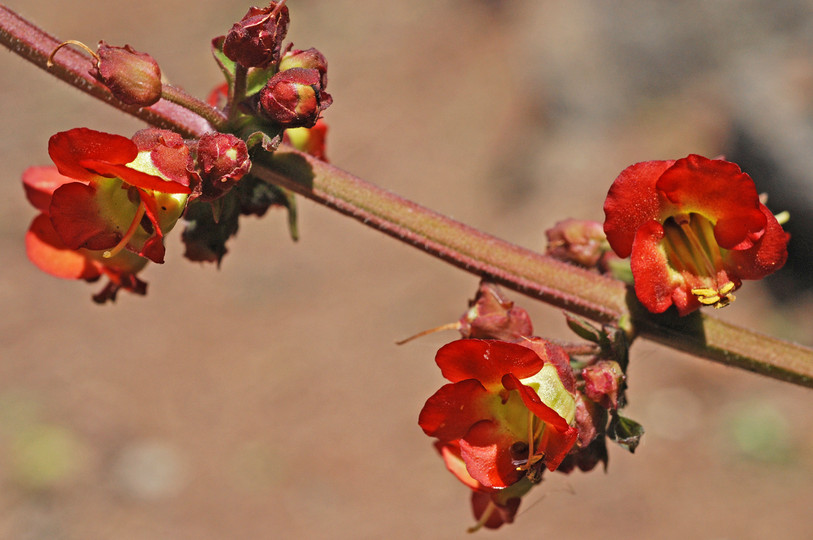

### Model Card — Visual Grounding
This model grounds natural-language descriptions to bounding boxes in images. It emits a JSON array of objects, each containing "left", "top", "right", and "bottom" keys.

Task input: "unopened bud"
[
  {"left": 223, "top": 2, "right": 290, "bottom": 69},
  {"left": 582, "top": 360, "right": 625, "bottom": 410},
  {"left": 193, "top": 133, "right": 251, "bottom": 201},
  {"left": 94, "top": 42, "right": 162, "bottom": 106},
  {"left": 258, "top": 67, "right": 332, "bottom": 128},
  {"left": 459, "top": 281, "right": 533, "bottom": 341},
  {"left": 279, "top": 47, "right": 328, "bottom": 88},
  {"left": 546, "top": 219, "right": 610, "bottom": 269}
]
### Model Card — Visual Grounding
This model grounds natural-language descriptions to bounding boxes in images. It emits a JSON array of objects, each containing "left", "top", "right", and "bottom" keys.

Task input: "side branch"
[{"left": 0, "top": 5, "right": 213, "bottom": 138}]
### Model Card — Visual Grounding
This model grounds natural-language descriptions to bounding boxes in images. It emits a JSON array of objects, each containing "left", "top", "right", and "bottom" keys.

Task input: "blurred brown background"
[{"left": 1, "top": 1, "right": 812, "bottom": 538}]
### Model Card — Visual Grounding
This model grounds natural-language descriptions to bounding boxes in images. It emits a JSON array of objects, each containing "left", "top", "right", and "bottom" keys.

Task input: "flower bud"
[
  {"left": 223, "top": 2, "right": 290, "bottom": 68},
  {"left": 546, "top": 219, "right": 609, "bottom": 269},
  {"left": 193, "top": 133, "right": 251, "bottom": 201},
  {"left": 93, "top": 42, "right": 162, "bottom": 107},
  {"left": 279, "top": 47, "right": 328, "bottom": 88},
  {"left": 458, "top": 281, "right": 532, "bottom": 341},
  {"left": 582, "top": 360, "right": 625, "bottom": 410},
  {"left": 258, "top": 67, "right": 332, "bottom": 128}
]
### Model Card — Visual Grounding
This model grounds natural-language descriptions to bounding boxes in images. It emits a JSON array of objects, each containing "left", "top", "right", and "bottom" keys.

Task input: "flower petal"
[
  {"left": 48, "top": 128, "right": 138, "bottom": 182},
  {"left": 435, "top": 339, "right": 544, "bottom": 387},
  {"left": 22, "top": 166, "right": 80, "bottom": 213},
  {"left": 725, "top": 204, "right": 789, "bottom": 279},
  {"left": 501, "top": 373, "right": 570, "bottom": 431},
  {"left": 435, "top": 441, "right": 482, "bottom": 491},
  {"left": 470, "top": 490, "right": 521, "bottom": 530},
  {"left": 460, "top": 420, "right": 523, "bottom": 488},
  {"left": 49, "top": 182, "right": 124, "bottom": 250},
  {"left": 628, "top": 220, "right": 694, "bottom": 314},
  {"left": 80, "top": 159, "right": 190, "bottom": 194},
  {"left": 655, "top": 155, "right": 766, "bottom": 249},
  {"left": 25, "top": 214, "right": 102, "bottom": 281},
  {"left": 603, "top": 159, "right": 674, "bottom": 258},
  {"left": 419, "top": 380, "right": 493, "bottom": 442}
]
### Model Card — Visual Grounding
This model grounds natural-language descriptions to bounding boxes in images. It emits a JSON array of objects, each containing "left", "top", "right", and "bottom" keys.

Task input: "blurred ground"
[{"left": 1, "top": 1, "right": 812, "bottom": 539}]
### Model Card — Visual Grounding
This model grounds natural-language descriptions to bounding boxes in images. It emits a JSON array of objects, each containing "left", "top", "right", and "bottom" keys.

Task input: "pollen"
[{"left": 691, "top": 281, "right": 737, "bottom": 309}]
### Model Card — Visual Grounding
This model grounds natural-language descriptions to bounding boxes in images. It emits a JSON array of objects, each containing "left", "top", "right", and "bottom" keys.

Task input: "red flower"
[
  {"left": 22, "top": 128, "right": 191, "bottom": 302},
  {"left": 603, "top": 154, "right": 789, "bottom": 315},
  {"left": 435, "top": 441, "right": 529, "bottom": 531},
  {"left": 419, "top": 339, "right": 578, "bottom": 490}
]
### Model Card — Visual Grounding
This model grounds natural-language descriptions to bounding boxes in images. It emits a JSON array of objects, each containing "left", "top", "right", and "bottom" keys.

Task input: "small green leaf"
[
  {"left": 246, "top": 65, "right": 277, "bottom": 96},
  {"left": 608, "top": 413, "right": 644, "bottom": 453},
  {"left": 210, "top": 36, "right": 236, "bottom": 89},
  {"left": 565, "top": 313, "right": 602, "bottom": 343}
]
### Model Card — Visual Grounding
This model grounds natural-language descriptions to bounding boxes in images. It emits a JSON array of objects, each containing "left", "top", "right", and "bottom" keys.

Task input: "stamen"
[
  {"left": 47, "top": 40, "right": 100, "bottom": 68},
  {"left": 774, "top": 211, "right": 790, "bottom": 225},
  {"left": 467, "top": 500, "right": 496, "bottom": 533},
  {"left": 678, "top": 218, "right": 719, "bottom": 282},
  {"left": 394, "top": 322, "right": 460, "bottom": 345},
  {"left": 103, "top": 199, "right": 147, "bottom": 259},
  {"left": 691, "top": 281, "right": 737, "bottom": 309}
]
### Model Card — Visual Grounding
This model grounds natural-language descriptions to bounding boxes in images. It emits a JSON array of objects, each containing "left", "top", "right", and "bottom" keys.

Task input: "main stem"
[{"left": 2, "top": 4, "right": 812, "bottom": 388}]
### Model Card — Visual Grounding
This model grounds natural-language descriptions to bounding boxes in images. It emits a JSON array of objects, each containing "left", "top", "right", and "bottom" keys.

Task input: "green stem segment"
[{"left": 2, "top": 4, "right": 812, "bottom": 388}]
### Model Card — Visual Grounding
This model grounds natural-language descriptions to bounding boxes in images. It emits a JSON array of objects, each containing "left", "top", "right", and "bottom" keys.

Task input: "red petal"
[
  {"left": 435, "top": 441, "right": 482, "bottom": 491},
  {"left": 516, "top": 338, "right": 576, "bottom": 393},
  {"left": 459, "top": 420, "right": 522, "bottom": 488},
  {"left": 435, "top": 340, "right": 544, "bottom": 387},
  {"left": 501, "top": 374, "right": 570, "bottom": 432},
  {"left": 25, "top": 214, "right": 102, "bottom": 280},
  {"left": 603, "top": 159, "right": 674, "bottom": 258},
  {"left": 655, "top": 155, "right": 766, "bottom": 249},
  {"left": 419, "top": 380, "right": 493, "bottom": 441},
  {"left": 539, "top": 425, "right": 579, "bottom": 471},
  {"left": 471, "top": 490, "right": 520, "bottom": 530},
  {"left": 80, "top": 159, "right": 190, "bottom": 194},
  {"left": 629, "top": 220, "right": 697, "bottom": 314},
  {"left": 135, "top": 191, "right": 167, "bottom": 263},
  {"left": 49, "top": 182, "right": 121, "bottom": 250},
  {"left": 48, "top": 128, "right": 138, "bottom": 182},
  {"left": 725, "top": 204, "right": 789, "bottom": 279},
  {"left": 22, "top": 166, "right": 81, "bottom": 213}
]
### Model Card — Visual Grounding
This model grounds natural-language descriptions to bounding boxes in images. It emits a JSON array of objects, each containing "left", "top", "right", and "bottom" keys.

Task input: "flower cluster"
[
  {"left": 24, "top": 2, "right": 333, "bottom": 300},
  {"left": 603, "top": 154, "right": 789, "bottom": 315},
  {"left": 417, "top": 283, "right": 637, "bottom": 531},
  {"left": 215, "top": 1, "right": 332, "bottom": 140}
]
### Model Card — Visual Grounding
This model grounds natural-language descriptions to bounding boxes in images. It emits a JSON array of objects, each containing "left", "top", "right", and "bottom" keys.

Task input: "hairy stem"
[{"left": 2, "top": 4, "right": 812, "bottom": 388}]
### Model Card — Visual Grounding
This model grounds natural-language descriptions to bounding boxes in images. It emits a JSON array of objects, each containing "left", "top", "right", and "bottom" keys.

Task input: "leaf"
[
  {"left": 236, "top": 175, "right": 299, "bottom": 241},
  {"left": 608, "top": 413, "right": 644, "bottom": 453},
  {"left": 210, "top": 36, "right": 236, "bottom": 89},
  {"left": 245, "top": 129, "right": 282, "bottom": 153},
  {"left": 245, "top": 65, "right": 277, "bottom": 96},
  {"left": 565, "top": 313, "right": 602, "bottom": 343}
]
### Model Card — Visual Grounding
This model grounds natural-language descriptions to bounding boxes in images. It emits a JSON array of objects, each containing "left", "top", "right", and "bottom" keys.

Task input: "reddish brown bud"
[
  {"left": 258, "top": 67, "right": 332, "bottom": 128},
  {"left": 458, "top": 282, "right": 533, "bottom": 341},
  {"left": 279, "top": 47, "right": 328, "bottom": 88},
  {"left": 546, "top": 219, "right": 610, "bottom": 268},
  {"left": 582, "top": 360, "right": 625, "bottom": 410},
  {"left": 93, "top": 42, "right": 162, "bottom": 106},
  {"left": 223, "top": 2, "right": 290, "bottom": 68},
  {"left": 193, "top": 133, "right": 251, "bottom": 201}
]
